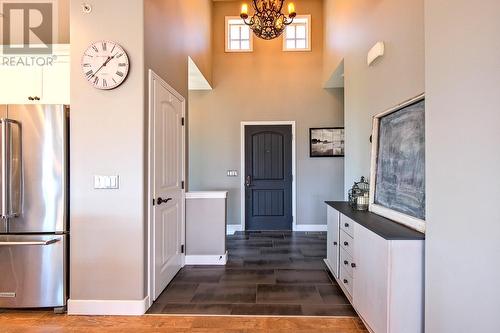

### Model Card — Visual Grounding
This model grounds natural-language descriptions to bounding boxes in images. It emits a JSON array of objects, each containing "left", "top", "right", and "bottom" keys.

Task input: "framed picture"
[
  {"left": 369, "top": 93, "right": 426, "bottom": 233},
  {"left": 309, "top": 127, "right": 344, "bottom": 157}
]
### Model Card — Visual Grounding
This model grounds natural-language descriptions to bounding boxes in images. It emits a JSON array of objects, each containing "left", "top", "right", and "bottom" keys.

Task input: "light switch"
[
  {"left": 94, "top": 175, "right": 119, "bottom": 189},
  {"left": 227, "top": 170, "right": 238, "bottom": 177}
]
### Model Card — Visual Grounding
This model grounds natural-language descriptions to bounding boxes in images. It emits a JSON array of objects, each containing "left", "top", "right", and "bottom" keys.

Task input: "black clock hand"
[
  {"left": 91, "top": 52, "right": 120, "bottom": 78},
  {"left": 90, "top": 56, "right": 110, "bottom": 79}
]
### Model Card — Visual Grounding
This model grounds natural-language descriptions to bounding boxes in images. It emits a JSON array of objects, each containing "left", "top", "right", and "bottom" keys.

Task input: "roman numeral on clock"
[
  {"left": 116, "top": 71, "right": 124, "bottom": 77},
  {"left": 85, "top": 70, "right": 93, "bottom": 78}
]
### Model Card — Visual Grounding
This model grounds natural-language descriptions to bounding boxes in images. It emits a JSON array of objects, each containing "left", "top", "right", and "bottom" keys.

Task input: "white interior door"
[{"left": 150, "top": 71, "right": 185, "bottom": 300}]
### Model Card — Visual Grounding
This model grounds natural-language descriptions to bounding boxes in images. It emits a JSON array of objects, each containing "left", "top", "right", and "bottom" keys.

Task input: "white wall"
[{"left": 425, "top": 0, "right": 500, "bottom": 331}]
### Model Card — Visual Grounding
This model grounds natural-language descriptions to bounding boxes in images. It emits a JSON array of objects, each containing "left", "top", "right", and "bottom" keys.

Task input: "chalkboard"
[{"left": 374, "top": 99, "right": 425, "bottom": 221}]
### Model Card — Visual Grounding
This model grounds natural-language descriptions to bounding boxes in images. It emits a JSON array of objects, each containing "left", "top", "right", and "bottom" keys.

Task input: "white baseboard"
[
  {"left": 185, "top": 251, "right": 228, "bottom": 265},
  {"left": 226, "top": 224, "right": 242, "bottom": 235},
  {"left": 294, "top": 224, "right": 327, "bottom": 232},
  {"left": 67, "top": 296, "right": 149, "bottom": 316}
]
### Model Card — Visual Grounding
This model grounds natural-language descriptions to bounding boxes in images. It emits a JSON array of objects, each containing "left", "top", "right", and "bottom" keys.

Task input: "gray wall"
[
  {"left": 188, "top": 0, "right": 345, "bottom": 227},
  {"left": 186, "top": 198, "right": 226, "bottom": 256},
  {"left": 323, "top": 0, "right": 425, "bottom": 195},
  {"left": 70, "top": 0, "right": 213, "bottom": 302},
  {"left": 70, "top": 0, "right": 146, "bottom": 301},
  {"left": 425, "top": 0, "right": 500, "bottom": 331}
]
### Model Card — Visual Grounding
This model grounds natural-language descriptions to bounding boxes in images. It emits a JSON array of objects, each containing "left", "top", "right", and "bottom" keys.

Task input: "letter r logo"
[{"left": 2, "top": 2, "right": 53, "bottom": 54}]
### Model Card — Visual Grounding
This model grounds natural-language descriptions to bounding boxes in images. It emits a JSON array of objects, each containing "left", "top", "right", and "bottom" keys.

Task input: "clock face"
[{"left": 81, "top": 41, "right": 130, "bottom": 90}]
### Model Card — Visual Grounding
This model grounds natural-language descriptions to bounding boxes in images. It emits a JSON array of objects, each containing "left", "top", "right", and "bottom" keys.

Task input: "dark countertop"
[{"left": 325, "top": 201, "right": 425, "bottom": 240}]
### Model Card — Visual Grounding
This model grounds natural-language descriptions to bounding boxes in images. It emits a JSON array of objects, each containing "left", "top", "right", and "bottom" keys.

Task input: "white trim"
[
  {"left": 225, "top": 16, "right": 254, "bottom": 53},
  {"left": 186, "top": 191, "right": 228, "bottom": 199},
  {"left": 227, "top": 224, "right": 243, "bottom": 235},
  {"left": 282, "top": 15, "right": 312, "bottom": 52},
  {"left": 295, "top": 224, "right": 327, "bottom": 232},
  {"left": 240, "top": 121, "right": 297, "bottom": 231},
  {"left": 369, "top": 93, "right": 426, "bottom": 233},
  {"left": 185, "top": 251, "right": 228, "bottom": 265},
  {"left": 188, "top": 56, "right": 212, "bottom": 91},
  {"left": 67, "top": 297, "right": 149, "bottom": 316},
  {"left": 147, "top": 70, "right": 186, "bottom": 309}
]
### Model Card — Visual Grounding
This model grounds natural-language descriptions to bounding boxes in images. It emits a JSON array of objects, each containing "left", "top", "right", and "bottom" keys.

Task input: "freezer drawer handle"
[{"left": 0, "top": 238, "right": 60, "bottom": 246}]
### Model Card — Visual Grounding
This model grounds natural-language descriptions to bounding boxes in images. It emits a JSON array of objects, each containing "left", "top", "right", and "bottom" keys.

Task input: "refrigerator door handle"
[
  {"left": 0, "top": 238, "right": 60, "bottom": 246},
  {"left": 1, "top": 118, "right": 22, "bottom": 219}
]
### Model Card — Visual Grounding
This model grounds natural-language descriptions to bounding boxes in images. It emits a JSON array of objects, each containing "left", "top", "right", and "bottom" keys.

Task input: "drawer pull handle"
[
  {"left": 343, "top": 241, "right": 349, "bottom": 246},
  {"left": 351, "top": 263, "right": 357, "bottom": 268},
  {"left": 344, "top": 260, "right": 349, "bottom": 265},
  {"left": 333, "top": 241, "right": 338, "bottom": 246},
  {"left": 28, "top": 96, "right": 34, "bottom": 101},
  {"left": 344, "top": 223, "right": 349, "bottom": 227},
  {"left": 0, "top": 239, "right": 59, "bottom": 246},
  {"left": 343, "top": 279, "right": 348, "bottom": 284}
]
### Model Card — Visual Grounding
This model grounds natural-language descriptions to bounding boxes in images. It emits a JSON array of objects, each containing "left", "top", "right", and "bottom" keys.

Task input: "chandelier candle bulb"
[
  {"left": 288, "top": 3, "right": 296, "bottom": 17},
  {"left": 241, "top": 3, "right": 249, "bottom": 19}
]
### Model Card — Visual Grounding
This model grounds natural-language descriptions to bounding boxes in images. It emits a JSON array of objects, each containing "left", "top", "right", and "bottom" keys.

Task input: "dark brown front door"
[{"left": 245, "top": 125, "right": 293, "bottom": 231}]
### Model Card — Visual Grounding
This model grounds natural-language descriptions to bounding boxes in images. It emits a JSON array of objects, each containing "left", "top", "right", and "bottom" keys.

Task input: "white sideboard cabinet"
[
  {"left": 0, "top": 45, "right": 70, "bottom": 104},
  {"left": 324, "top": 202, "right": 425, "bottom": 333}
]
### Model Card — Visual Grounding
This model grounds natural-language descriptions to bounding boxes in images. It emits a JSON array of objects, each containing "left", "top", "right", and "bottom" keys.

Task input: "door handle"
[
  {"left": 0, "top": 239, "right": 59, "bottom": 246},
  {"left": 245, "top": 175, "right": 252, "bottom": 187},
  {"left": 156, "top": 197, "right": 172, "bottom": 205}
]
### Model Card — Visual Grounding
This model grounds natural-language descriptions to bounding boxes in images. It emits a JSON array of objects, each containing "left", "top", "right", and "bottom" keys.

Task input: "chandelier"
[{"left": 240, "top": 1, "right": 297, "bottom": 40}]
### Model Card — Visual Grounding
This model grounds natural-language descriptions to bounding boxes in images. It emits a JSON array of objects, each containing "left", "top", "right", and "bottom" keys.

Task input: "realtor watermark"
[{"left": 1, "top": 1, "right": 56, "bottom": 66}]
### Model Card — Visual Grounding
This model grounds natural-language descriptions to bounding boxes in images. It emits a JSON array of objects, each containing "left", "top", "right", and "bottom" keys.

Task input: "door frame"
[
  {"left": 147, "top": 69, "right": 186, "bottom": 308},
  {"left": 240, "top": 121, "right": 297, "bottom": 231}
]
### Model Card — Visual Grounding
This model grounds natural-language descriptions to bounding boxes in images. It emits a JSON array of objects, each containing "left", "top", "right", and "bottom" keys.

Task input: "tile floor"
[{"left": 148, "top": 231, "right": 357, "bottom": 317}]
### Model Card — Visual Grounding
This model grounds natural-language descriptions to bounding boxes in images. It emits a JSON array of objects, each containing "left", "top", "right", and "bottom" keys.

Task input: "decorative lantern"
[{"left": 348, "top": 176, "right": 370, "bottom": 211}]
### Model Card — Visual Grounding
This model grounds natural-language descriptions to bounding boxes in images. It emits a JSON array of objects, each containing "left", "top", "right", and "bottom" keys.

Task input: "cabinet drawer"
[
  {"left": 340, "top": 266, "right": 353, "bottom": 297},
  {"left": 340, "top": 246, "right": 354, "bottom": 278},
  {"left": 340, "top": 214, "right": 355, "bottom": 237},
  {"left": 340, "top": 230, "right": 354, "bottom": 257}
]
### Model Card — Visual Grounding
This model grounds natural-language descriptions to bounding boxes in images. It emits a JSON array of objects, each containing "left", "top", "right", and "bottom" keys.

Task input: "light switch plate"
[
  {"left": 94, "top": 175, "right": 119, "bottom": 189},
  {"left": 227, "top": 170, "right": 238, "bottom": 177}
]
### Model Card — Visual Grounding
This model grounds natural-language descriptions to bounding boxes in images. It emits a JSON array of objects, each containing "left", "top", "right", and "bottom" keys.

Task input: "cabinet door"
[
  {"left": 0, "top": 66, "right": 43, "bottom": 104},
  {"left": 326, "top": 206, "right": 340, "bottom": 278},
  {"left": 42, "top": 55, "right": 70, "bottom": 104},
  {"left": 353, "top": 223, "right": 389, "bottom": 333}
]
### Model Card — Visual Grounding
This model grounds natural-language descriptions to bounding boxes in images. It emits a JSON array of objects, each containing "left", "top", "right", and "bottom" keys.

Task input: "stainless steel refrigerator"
[{"left": 0, "top": 105, "right": 68, "bottom": 309}]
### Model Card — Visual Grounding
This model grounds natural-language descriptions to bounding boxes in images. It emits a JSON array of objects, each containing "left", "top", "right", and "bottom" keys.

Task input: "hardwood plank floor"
[{"left": 0, "top": 311, "right": 368, "bottom": 332}]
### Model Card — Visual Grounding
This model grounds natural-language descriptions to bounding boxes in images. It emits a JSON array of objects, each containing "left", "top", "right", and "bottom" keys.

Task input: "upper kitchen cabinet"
[{"left": 0, "top": 44, "right": 70, "bottom": 104}]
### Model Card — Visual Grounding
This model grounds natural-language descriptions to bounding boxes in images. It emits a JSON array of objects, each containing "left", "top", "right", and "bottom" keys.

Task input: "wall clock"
[{"left": 81, "top": 40, "right": 130, "bottom": 90}]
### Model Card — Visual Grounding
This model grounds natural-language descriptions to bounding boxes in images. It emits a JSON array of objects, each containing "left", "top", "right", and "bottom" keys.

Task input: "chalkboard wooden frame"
[{"left": 369, "top": 93, "right": 426, "bottom": 233}]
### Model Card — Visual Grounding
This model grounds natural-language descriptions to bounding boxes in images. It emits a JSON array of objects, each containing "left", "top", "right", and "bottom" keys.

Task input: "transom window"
[
  {"left": 283, "top": 15, "right": 311, "bottom": 51},
  {"left": 225, "top": 17, "right": 253, "bottom": 52}
]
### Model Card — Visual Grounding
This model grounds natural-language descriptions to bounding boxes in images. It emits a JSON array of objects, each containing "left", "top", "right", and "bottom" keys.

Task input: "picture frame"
[
  {"left": 309, "top": 127, "right": 345, "bottom": 157},
  {"left": 369, "top": 93, "right": 426, "bottom": 233}
]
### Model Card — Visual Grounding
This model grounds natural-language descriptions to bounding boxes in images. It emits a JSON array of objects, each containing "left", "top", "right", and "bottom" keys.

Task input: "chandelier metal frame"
[{"left": 240, "top": 0, "right": 297, "bottom": 40}]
